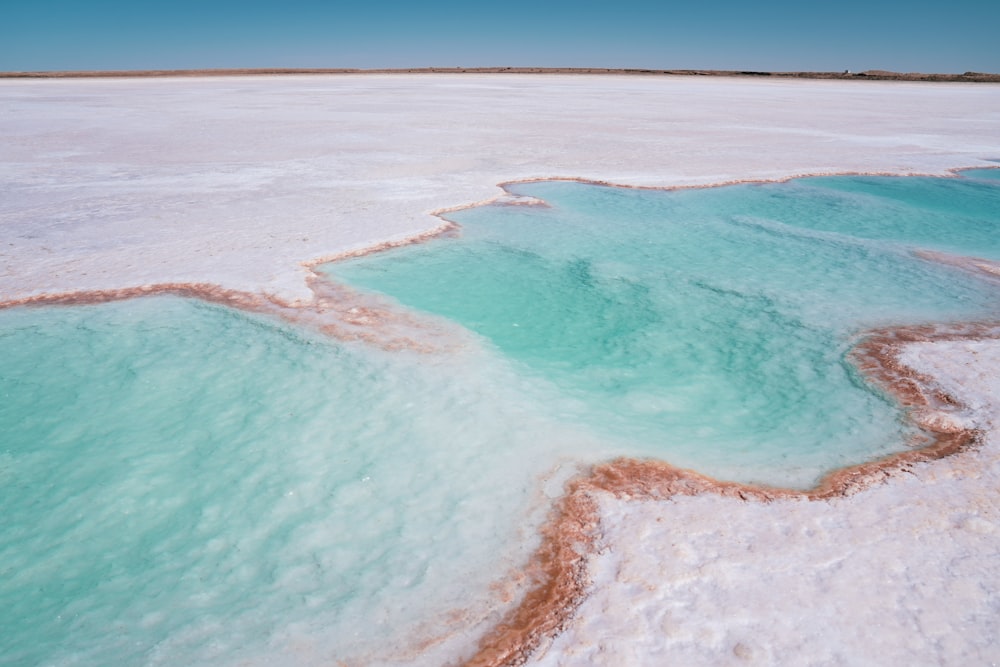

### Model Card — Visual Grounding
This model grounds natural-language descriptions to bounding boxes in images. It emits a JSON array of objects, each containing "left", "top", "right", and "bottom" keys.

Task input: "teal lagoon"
[{"left": 327, "top": 172, "right": 1000, "bottom": 482}]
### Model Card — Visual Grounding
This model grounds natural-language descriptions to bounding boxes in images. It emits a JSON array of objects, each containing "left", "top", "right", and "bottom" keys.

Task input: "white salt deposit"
[{"left": 2, "top": 75, "right": 999, "bottom": 304}]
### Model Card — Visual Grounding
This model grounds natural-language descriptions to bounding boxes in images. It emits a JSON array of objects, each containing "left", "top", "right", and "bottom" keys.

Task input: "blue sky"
[{"left": 3, "top": 0, "right": 998, "bottom": 73}]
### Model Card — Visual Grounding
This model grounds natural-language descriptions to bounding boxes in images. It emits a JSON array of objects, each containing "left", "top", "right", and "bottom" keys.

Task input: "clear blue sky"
[{"left": 3, "top": 0, "right": 998, "bottom": 73}]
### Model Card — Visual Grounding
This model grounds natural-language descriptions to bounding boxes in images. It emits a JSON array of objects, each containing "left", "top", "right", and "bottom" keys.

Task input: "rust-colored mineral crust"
[{"left": 0, "top": 273, "right": 461, "bottom": 354}]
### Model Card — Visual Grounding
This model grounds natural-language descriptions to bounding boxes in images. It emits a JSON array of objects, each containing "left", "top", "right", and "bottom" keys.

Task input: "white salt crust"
[
  {"left": 530, "top": 339, "right": 1000, "bottom": 666},
  {"left": 2, "top": 74, "right": 999, "bottom": 304}
]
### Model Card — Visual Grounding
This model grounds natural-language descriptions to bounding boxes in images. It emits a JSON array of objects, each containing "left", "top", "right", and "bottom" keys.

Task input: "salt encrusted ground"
[
  {"left": 3, "top": 74, "right": 999, "bottom": 304},
  {"left": 3, "top": 74, "right": 1000, "bottom": 665}
]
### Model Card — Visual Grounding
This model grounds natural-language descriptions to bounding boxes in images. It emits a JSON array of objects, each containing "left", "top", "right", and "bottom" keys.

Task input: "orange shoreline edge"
[{"left": 2, "top": 170, "right": 999, "bottom": 666}]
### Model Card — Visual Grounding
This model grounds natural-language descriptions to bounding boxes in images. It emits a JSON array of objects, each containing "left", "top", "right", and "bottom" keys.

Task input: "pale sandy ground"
[{"left": 2, "top": 75, "right": 1000, "bottom": 665}]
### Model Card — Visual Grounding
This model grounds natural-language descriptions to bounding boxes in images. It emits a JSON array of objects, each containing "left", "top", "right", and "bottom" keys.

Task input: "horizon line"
[{"left": 2, "top": 66, "right": 999, "bottom": 82}]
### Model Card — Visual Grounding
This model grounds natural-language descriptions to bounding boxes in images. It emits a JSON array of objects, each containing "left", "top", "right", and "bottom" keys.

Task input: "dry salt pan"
[{"left": 3, "top": 74, "right": 999, "bottom": 303}]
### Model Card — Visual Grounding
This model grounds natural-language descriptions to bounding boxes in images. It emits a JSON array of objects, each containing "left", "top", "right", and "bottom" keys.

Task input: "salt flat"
[
  {"left": 3, "top": 74, "right": 1000, "bottom": 665},
  {"left": 2, "top": 74, "right": 999, "bottom": 304}
]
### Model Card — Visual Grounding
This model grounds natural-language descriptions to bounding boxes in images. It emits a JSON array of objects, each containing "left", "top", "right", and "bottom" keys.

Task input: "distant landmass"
[{"left": 2, "top": 67, "right": 998, "bottom": 82}]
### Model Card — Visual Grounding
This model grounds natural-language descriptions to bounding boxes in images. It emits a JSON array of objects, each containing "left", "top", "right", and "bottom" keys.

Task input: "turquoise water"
[
  {"left": 2, "top": 173, "right": 999, "bottom": 665},
  {"left": 327, "top": 173, "right": 1000, "bottom": 480},
  {"left": 0, "top": 298, "right": 601, "bottom": 666}
]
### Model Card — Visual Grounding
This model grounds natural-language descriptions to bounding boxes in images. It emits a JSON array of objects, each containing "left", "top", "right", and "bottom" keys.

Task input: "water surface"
[{"left": 328, "top": 173, "right": 1000, "bottom": 482}]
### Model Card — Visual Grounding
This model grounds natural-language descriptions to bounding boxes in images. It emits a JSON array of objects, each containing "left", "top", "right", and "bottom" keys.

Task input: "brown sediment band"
[
  {"left": 491, "top": 165, "right": 1000, "bottom": 197},
  {"left": 464, "top": 321, "right": 997, "bottom": 666},
  {"left": 913, "top": 249, "right": 1000, "bottom": 285},
  {"left": 0, "top": 282, "right": 269, "bottom": 313},
  {"left": 302, "top": 220, "right": 461, "bottom": 266},
  {"left": 425, "top": 164, "right": 1000, "bottom": 234},
  {"left": 0, "top": 273, "right": 462, "bottom": 354}
]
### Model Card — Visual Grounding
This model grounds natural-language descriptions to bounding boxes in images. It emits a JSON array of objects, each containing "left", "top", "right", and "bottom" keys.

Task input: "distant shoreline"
[{"left": 2, "top": 66, "right": 999, "bottom": 82}]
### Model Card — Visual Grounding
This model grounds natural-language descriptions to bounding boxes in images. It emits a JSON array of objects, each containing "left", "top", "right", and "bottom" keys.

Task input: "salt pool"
[
  {"left": 2, "top": 172, "right": 998, "bottom": 665},
  {"left": 327, "top": 171, "right": 1000, "bottom": 485}
]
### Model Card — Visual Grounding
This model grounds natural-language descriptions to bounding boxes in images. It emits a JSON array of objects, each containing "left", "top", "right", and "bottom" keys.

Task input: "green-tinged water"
[
  {"left": 326, "top": 173, "right": 1000, "bottom": 480},
  {"left": 0, "top": 297, "right": 600, "bottom": 666},
  {"left": 2, "top": 172, "right": 999, "bottom": 665}
]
